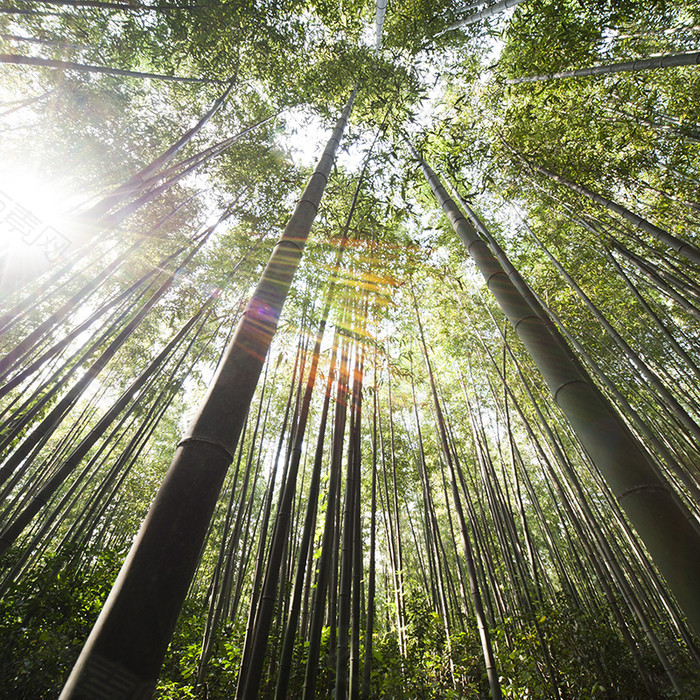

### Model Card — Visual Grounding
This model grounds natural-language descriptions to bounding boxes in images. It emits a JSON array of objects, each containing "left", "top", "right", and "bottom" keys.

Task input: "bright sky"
[{"left": 0, "top": 170, "right": 77, "bottom": 270}]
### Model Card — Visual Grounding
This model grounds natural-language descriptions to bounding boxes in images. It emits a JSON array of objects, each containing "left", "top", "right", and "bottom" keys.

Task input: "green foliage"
[
  {"left": 496, "top": 597, "right": 651, "bottom": 698},
  {"left": 0, "top": 544, "right": 123, "bottom": 699},
  {"left": 370, "top": 587, "right": 487, "bottom": 698},
  {"left": 1, "top": 0, "right": 700, "bottom": 698}
]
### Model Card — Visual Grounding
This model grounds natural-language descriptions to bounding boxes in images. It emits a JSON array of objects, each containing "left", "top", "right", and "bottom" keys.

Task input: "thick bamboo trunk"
[
  {"left": 59, "top": 91, "right": 355, "bottom": 700},
  {"left": 411, "top": 144, "right": 700, "bottom": 637}
]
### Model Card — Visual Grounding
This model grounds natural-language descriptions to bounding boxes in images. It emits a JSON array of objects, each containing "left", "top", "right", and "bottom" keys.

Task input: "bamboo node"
[
  {"left": 177, "top": 435, "right": 234, "bottom": 461},
  {"left": 618, "top": 483, "right": 670, "bottom": 500},
  {"left": 273, "top": 238, "right": 304, "bottom": 253}
]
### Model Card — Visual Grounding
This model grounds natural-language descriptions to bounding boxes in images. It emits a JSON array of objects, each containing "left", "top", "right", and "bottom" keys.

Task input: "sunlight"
[
  {"left": 278, "top": 108, "right": 326, "bottom": 167},
  {"left": 0, "top": 171, "right": 74, "bottom": 285},
  {"left": 1, "top": 0, "right": 699, "bottom": 693}
]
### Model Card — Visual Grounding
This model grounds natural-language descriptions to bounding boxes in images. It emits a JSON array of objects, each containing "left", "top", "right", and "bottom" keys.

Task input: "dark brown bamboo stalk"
[
  {"left": 59, "top": 91, "right": 355, "bottom": 700},
  {"left": 302, "top": 331, "right": 350, "bottom": 700},
  {"left": 349, "top": 310, "right": 366, "bottom": 700},
  {"left": 335, "top": 334, "right": 362, "bottom": 700},
  {"left": 360, "top": 347, "right": 378, "bottom": 700}
]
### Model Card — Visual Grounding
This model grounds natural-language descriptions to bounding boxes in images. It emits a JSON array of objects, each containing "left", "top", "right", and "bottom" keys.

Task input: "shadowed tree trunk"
[
  {"left": 58, "top": 89, "right": 356, "bottom": 700},
  {"left": 409, "top": 142, "right": 700, "bottom": 638}
]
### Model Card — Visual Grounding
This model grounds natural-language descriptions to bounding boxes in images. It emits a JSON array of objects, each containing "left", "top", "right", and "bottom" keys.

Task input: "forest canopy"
[{"left": 0, "top": 0, "right": 699, "bottom": 698}]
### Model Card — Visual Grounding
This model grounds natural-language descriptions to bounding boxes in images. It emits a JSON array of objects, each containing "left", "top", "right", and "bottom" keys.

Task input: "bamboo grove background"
[{"left": 0, "top": 0, "right": 699, "bottom": 697}]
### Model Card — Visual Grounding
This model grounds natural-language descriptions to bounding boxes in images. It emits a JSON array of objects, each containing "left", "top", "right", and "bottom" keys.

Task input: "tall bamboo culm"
[
  {"left": 59, "top": 90, "right": 356, "bottom": 700},
  {"left": 409, "top": 141, "right": 700, "bottom": 639}
]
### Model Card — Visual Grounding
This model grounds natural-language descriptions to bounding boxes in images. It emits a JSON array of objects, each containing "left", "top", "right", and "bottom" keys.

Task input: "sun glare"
[{"left": 0, "top": 171, "right": 74, "bottom": 281}]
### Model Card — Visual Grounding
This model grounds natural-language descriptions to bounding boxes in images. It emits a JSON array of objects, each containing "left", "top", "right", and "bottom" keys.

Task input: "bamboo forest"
[{"left": 1, "top": 0, "right": 700, "bottom": 697}]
